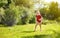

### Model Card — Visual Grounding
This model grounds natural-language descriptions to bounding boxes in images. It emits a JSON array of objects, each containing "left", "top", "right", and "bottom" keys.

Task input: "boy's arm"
[{"left": 39, "top": 16, "right": 43, "bottom": 21}]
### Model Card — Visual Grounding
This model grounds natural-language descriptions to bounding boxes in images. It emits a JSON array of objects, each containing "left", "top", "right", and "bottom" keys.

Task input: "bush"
[
  {"left": 20, "top": 10, "right": 29, "bottom": 24},
  {"left": 0, "top": 8, "right": 5, "bottom": 24},
  {"left": 1, "top": 8, "right": 19, "bottom": 26},
  {"left": 56, "top": 17, "right": 60, "bottom": 22},
  {"left": 17, "top": 6, "right": 34, "bottom": 25},
  {"left": 29, "top": 15, "right": 35, "bottom": 24},
  {"left": 0, "top": 0, "right": 8, "bottom": 7},
  {"left": 17, "top": 7, "right": 29, "bottom": 25}
]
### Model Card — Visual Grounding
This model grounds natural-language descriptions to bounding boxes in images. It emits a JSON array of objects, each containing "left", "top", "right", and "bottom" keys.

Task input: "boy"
[{"left": 34, "top": 10, "right": 43, "bottom": 32}]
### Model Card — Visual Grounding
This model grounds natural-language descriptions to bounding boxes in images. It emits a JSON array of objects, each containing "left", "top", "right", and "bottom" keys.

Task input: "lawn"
[{"left": 0, "top": 23, "right": 60, "bottom": 38}]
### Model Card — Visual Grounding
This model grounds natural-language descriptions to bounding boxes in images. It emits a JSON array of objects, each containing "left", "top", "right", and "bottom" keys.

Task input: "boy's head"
[
  {"left": 35, "top": 10, "right": 39, "bottom": 13},
  {"left": 35, "top": 10, "right": 40, "bottom": 13},
  {"left": 35, "top": 10, "right": 41, "bottom": 15}
]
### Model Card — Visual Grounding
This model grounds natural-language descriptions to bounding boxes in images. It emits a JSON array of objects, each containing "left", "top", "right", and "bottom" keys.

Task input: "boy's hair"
[{"left": 35, "top": 10, "right": 38, "bottom": 13}]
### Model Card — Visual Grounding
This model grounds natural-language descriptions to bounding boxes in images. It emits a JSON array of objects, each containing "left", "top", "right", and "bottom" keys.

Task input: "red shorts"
[{"left": 37, "top": 19, "right": 41, "bottom": 23}]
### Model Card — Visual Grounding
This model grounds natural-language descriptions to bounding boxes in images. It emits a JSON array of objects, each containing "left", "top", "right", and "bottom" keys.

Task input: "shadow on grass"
[
  {"left": 22, "top": 35, "right": 52, "bottom": 38},
  {"left": 46, "top": 29, "right": 60, "bottom": 38},
  {"left": 56, "top": 33, "right": 60, "bottom": 38},
  {"left": 21, "top": 29, "right": 60, "bottom": 38},
  {"left": 34, "top": 35, "right": 52, "bottom": 38},
  {"left": 21, "top": 31, "right": 34, "bottom": 33},
  {"left": 0, "top": 24, "right": 13, "bottom": 27}
]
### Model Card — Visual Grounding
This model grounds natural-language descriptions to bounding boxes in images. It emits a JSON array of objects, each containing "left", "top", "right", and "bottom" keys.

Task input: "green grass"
[{"left": 0, "top": 23, "right": 60, "bottom": 38}]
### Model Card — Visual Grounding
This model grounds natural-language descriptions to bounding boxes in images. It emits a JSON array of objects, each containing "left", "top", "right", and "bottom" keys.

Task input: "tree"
[
  {"left": 1, "top": 6, "right": 20, "bottom": 26},
  {"left": 12, "top": 0, "right": 34, "bottom": 8},
  {"left": 12, "top": 0, "right": 42, "bottom": 8},
  {"left": 3, "top": 0, "right": 12, "bottom": 9},
  {"left": 0, "top": 0, "right": 8, "bottom": 7},
  {"left": 0, "top": 8, "right": 5, "bottom": 24},
  {"left": 49, "top": 2, "right": 58, "bottom": 19}
]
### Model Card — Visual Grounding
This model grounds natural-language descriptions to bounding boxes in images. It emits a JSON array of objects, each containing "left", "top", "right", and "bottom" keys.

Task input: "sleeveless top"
[{"left": 36, "top": 14, "right": 42, "bottom": 22}]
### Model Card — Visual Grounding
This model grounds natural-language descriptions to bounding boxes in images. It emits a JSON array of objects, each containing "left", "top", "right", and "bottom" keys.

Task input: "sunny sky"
[
  {"left": 34, "top": 0, "right": 59, "bottom": 9},
  {"left": 44, "top": 0, "right": 60, "bottom": 8},
  {"left": 45, "top": 0, "right": 60, "bottom": 4}
]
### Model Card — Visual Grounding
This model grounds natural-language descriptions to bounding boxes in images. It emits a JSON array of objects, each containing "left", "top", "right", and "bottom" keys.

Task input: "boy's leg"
[
  {"left": 39, "top": 22, "right": 42, "bottom": 32},
  {"left": 34, "top": 22, "right": 38, "bottom": 32},
  {"left": 40, "top": 24, "right": 41, "bottom": 31}
]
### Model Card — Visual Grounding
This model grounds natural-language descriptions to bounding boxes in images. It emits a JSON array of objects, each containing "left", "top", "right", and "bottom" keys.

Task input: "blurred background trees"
[{"left": 0, "top": 0, "right": 59, "bottom": 26}]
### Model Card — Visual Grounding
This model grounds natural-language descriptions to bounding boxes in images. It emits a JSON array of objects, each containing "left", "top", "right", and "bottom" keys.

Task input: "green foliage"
[
  {"left": 0, "top": 0, "right": 8, "bottom": 7},
  {"left": 0, "top": 0, "right": 59, "bottom": 25},
  {"left": 40, "top": 2, "right": 58, "bottom": 20},
  {"left": 58, "top": 8, "right": 60, "bottom": 17},
  {"left": 0, "top": 0, "right": 41, "bottom": 25},
  {"left": 12, "top": 0, "right": 34, "bottom": 8},
  {"left": 1, "top": 7, "right": 19, "bottom": 26},
  {"left": 0, "top": 8, "right": 5, "bottom": 24},
  {"left": 49, "top": 2, "right": 58, "bottom": 19},
  {"left": 17, "top": 6, "right": 33, "bottom": 25},
  {"left": 56, "top": 17, "right": 60, "bottom": 22},
  {"left": 40, "top": 7, "right": 49, "bottom": 18},
  {"left": 29, "top": 14, "right": 35, "bottom": 24}
]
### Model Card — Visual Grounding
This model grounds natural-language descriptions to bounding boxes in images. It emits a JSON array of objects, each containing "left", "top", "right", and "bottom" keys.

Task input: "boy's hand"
[{"left": 39, "top": 19, "right": 41, "bottom": 21}]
